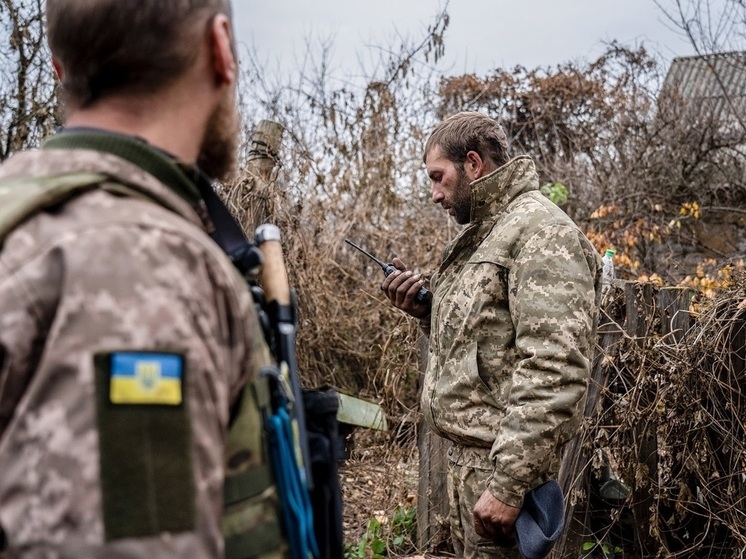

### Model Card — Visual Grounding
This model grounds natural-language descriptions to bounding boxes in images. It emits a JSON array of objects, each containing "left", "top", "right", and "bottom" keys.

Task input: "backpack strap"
[
  {"left": 0, "top": 172, "right": 108, "bottom": 245},
  {"left": 222, "top": 373, "right": 286, "bottom": 559}
]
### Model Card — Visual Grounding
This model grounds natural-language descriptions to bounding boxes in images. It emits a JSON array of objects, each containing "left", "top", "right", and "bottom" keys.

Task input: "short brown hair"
[
  {"left": 424, "top": 111, "right": 510, "bottom": 168},
  {"left": 46, "top": 0, "right": 231, "bottom": 108}
]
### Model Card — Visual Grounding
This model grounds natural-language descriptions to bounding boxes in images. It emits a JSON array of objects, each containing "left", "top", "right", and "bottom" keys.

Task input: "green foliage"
[
  {"left": 540, "top": 182, "right": 569, "bottom": 205},
  {"left": 346, "top": 517, "right": 384, "bottom": 559},
  {"left": 390, "top": 505, "right": 416, "bottom": 551},
  {"left": 345, "top": 506, "right": 417, "bottom": 559},
  {"left": 580, "top": 540, "right": 623, "bottom": 558}
]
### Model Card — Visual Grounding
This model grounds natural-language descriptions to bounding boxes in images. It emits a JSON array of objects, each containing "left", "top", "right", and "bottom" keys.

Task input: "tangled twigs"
[{"left": 584, "top": 275, "right": 746, "bottom": 558}]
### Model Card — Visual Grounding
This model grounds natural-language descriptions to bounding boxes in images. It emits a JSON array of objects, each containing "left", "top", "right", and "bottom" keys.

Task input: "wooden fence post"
[
  {"left": 226, "top": 119, "right": 284, "bottom": 231},
  {"left": 624, "top": 281, "right": 660, "bottom": 557},
  {"left": 416, "top": 336, "right": 451, "bottom": 552},
  {"left": 552, "top": 283, "right": 625, "bottom": 558},
  {"left": 658, "top": 287, "right": 695, "bottom": 344}
]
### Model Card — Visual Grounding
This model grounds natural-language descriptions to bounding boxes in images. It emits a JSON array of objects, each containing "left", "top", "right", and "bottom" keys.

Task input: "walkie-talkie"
[{"left": 345, "top": 239, "right": 432, "bottom": 305}]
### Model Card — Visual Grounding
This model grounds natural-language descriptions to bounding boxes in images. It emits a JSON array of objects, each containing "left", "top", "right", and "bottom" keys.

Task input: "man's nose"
[{"left": 432, "top": 184, "right": 444, "bottom": 204}]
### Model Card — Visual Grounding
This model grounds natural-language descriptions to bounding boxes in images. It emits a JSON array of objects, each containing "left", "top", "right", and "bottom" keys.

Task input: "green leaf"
[
  {"left": 367, "top": 518, "right": 381, "bottom": 535},
  {"left": 370, "top": 538, "right": 386, "bottom": 555},
  {"left": 540, "top": 182, "right": 569, "bottom": 205},
  {"left": 582, "top": 542, "right": 596, "bottom": 551}
]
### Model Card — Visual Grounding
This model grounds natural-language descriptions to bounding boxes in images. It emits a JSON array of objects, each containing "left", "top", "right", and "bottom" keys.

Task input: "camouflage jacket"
[
  {"left": 0, "top": 132, "right": 275, "bottom": 557},
  {"left": 420, "top": 156, "right": 602, "bottom": 507}
]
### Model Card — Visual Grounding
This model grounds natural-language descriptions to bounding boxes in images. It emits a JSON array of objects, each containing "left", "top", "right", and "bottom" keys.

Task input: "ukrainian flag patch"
[{"left": 109, "top": 352, "right": 183, "bottom": 405}]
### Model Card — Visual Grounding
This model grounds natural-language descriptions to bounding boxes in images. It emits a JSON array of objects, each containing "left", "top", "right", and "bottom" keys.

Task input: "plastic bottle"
[{"left": 601, "top": 249, "right": 615, "bottom": 295}]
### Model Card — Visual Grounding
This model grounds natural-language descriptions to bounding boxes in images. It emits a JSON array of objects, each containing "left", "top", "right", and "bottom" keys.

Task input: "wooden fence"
[{"left": 552, "top": 281, "right": 696, "bottom": 558}]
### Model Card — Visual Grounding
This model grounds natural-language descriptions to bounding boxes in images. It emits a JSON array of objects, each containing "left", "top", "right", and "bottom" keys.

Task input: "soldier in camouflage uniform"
[
  {"left": 383, "top": 112, "right": 602, "bottom": 558},
  {"left": 0, "top": 1, "right": 285, "bottom": 558}
]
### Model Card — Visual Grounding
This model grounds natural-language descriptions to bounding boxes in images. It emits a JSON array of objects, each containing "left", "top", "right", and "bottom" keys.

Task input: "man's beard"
[
  {"left": 197, "top": 89, "right": 240, "bottom": 181},
  {"left": 452, "top": 164, "right": 472, "bottom": 225}
]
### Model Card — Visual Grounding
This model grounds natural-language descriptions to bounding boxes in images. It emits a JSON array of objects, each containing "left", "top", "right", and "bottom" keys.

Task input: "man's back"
[
  {"left": 0, "top": 1, "right": 294, "bottom": 555},
  {"left": 0, "top": 142, "right": 275, "bottom": 557}
]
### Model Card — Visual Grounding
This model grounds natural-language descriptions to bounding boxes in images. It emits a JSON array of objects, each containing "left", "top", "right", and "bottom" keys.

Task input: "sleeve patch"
[
  {"left": 94, "top": 351, "right": 195, "bottom": 540},
  {"left": 109, "top": 352, "right": 183, "bottom": 405}
]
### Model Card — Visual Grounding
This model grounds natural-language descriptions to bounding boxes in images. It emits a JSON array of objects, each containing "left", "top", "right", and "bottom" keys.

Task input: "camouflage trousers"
[{"left": 447, "top": 445, "right": 522, "bottom": 559}]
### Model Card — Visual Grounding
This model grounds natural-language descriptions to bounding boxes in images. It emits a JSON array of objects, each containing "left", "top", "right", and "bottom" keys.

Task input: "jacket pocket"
[{"left": 435, "top": 341, "right": 505, "bottom": 422}]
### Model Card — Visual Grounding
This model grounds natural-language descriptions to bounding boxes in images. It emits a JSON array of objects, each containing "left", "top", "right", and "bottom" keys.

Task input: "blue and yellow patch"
[
  {"left": 109, "top": 352, "right": 183, "bottom": 405},
  {"left": 95, "top": 350, "right": 194, "bottom": 539}
]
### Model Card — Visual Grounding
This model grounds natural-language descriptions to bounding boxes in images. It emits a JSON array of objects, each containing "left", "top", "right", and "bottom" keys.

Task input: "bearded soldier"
[
  {"left": 383, "top": 111, "right": 602, "bottom": 559},
  {"left": 0, "top": 1, "right": 286, "bottom": 557}
]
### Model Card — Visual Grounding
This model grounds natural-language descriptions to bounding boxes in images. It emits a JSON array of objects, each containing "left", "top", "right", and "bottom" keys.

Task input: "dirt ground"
[
  {"left": 339, "top": 428, "right": 454, "bottom": 558},
  {"left": 340, "top": 429, "right": 419, "bottom": 544}
]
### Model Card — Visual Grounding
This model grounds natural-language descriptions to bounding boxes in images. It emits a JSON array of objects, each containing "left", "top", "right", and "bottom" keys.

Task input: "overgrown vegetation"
[
  {"left": 0, "top": 0, "right": 59, "bottom": 159},
  {"left": 234, "top": 7, "right": 453, "bottom": 417},
  {"left": 345, "top": 506, "right": 417, "bottom": 559},
  {"left": 564, "top": 273, "right": 746, "bottom": 558},
  {"left": 2, "top": 0, "right": 746, "bottom": 556},
  {"left": 236, "top": 34, "right": 746, "bottom": 404},
  {"left": 437, "top": 43, "right": 746, "bottom": 285}
]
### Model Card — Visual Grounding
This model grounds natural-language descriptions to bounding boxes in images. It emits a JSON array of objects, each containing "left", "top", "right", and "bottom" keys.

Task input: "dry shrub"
[
  {"left": 231, "top": 8, "right": 454, "bottom": 420},
  {"left": 0, "top": 0, "right": 60, "bottom": 160},
  {"left": 438, "top": 44, "right": 746, "bottom": 285},
  {"left": 579, "top": 276, "right": 746, "bottom": 558},
  {"left": 226, "top": 28, "right": 746, "bottom": 555}
]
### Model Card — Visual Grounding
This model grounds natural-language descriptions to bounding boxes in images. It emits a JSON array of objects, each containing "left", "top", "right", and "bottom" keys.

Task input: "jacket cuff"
[{"left": 488, "top": 470, "right": 530, "bottom": 508}]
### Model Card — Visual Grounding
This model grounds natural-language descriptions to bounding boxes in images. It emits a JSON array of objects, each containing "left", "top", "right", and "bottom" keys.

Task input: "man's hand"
[
  {"left": 381, "top": 257, "right": 431, "bottom": 319},
  {"left": 473, "top": 489, "right": 521, "bottom": 541}
]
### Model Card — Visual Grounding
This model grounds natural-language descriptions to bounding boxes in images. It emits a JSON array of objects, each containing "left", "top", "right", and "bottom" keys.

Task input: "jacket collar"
[
  {"left": 469, "top": 155, "right": 539, "bottom": 222},
  {"left": 42, "top": 128, "right": 202, "bottom": 205}
]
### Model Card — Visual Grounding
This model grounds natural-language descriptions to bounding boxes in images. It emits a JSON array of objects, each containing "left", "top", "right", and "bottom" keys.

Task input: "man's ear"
[
  {"left": 208, "top": 14, "right": 237, "bottom": 87},
  {"left": 464, "top": 150, "right": 485, "bottom": 180}
]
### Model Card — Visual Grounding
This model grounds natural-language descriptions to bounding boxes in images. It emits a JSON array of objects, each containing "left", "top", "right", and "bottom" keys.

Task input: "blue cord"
[{"left": 268, "top": 408, "right": 320, "bottom": 559}]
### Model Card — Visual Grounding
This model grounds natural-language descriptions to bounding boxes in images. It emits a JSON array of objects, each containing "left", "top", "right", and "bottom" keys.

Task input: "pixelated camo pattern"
[
  {"left": 421, "top": 156, "right": 602, "bottom": 507},
  {"left": 0, "top": 148, "right": 278, "bottom": 557}
]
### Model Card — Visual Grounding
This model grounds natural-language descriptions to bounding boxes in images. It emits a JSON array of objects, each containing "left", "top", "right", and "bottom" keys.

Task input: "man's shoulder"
[
  {"left": 483, "top": 192, "right": 572, "bottom": 244},
  {"left": 0, "top": 148, "right": 107, "bottom": 180},
  {"left": 478, "top": 192, "right": 596, "bottom": 265},
  {"left": 504, "top": 191, "right": 576, "bottom": 229},
  {"left": 0, "top": 148, "right": 199, "bottom": 223},
  {"left": 1, "top": 147, "right": 205, "bottom": 233},
  {"left": 0, "top": 148, "right": 147, "bottom": 186},
  {"left": 0, "top": 149, "right": 218, "bottom": 276}
]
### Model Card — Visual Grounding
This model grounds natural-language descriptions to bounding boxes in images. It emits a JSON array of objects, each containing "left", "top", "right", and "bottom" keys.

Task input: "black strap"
[
  {"left": 224, "top": 521, "right": 284, "bottom": 559},
  {"left": 191, "top": 170, "right": 248, "bottom": 254},
  {"left": 184, "top": 166, "right": 263, "bottom": 277},
  {"left": 223, "top": 464, "right": 274, "bottom": 507},
  {"left": 191, "top": 168, "right": 345, "bottom": 559}
]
